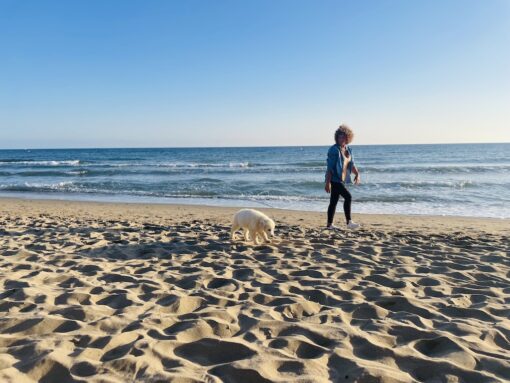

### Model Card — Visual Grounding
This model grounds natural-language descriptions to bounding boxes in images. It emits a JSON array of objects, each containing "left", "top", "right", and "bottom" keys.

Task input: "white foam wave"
[
  {"left": 0, "top": 160, "right": 81, "bottom": 166},
  {"left": 153, "top": 162, "right": 251, "bottom": 168}
]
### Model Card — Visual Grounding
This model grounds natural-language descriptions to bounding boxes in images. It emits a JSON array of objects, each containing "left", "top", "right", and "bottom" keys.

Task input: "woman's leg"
[
  {"left": 336, "top": 182, "right": 352, "bottom": 224},
  {"left": 327, "top": 182, "right": 341, "bottom": 226}
]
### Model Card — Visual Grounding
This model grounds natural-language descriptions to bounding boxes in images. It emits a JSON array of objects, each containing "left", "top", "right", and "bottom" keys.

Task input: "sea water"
[{"left": 0, "top": 143, "right": 508, "bottom": 218}]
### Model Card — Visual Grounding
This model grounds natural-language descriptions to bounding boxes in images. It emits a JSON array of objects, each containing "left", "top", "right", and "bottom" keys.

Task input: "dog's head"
[{"left": 259, "top": 217, "right": 275, "bottom": 237}]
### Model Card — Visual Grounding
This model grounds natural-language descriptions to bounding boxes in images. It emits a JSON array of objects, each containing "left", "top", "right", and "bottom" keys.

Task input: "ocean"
[{"left": 0, "top": 143, "right": 509, "bottom": 219}]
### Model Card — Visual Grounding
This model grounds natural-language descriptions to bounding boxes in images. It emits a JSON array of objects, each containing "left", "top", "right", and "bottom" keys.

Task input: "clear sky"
[{"left": 1, "top": 0, "right": 509, "bottom": 148}]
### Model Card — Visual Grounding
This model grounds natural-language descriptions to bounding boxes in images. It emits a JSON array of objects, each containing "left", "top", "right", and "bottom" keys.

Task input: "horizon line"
[{"left": 0, "top": 141, "right": 509, "bottom": 151}]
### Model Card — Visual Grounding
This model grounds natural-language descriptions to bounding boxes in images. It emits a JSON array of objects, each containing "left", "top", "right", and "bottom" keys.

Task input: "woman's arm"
[
  {"left": 325, "top": 147, "right": 336, "bottom": 193},
  {"left": 352, "top": 165, "right": 361, "bottom": 184},
  {"left": 325, "top": 171, "right": 332, "bottom": 193}
]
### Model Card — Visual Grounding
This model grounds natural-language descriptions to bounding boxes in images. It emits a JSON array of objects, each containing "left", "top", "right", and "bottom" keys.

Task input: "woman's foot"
[{"left": 346, "top": 220, "right": 360, "bottom": 229}]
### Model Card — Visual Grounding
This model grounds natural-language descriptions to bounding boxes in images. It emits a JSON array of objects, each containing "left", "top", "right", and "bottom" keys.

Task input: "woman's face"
[{"left": 337, "top": 133, "right": 348, "bottom": 145}]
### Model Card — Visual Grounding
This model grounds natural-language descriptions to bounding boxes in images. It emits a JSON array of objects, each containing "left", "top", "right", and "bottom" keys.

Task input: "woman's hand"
[{"left": 352, "top": 166, "right": 361, "bottom": 185}]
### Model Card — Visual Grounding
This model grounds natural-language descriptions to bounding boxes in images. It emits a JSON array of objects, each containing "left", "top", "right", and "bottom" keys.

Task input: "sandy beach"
[{"left": 0, "top": 197, "right": 508, "bottom": 383}]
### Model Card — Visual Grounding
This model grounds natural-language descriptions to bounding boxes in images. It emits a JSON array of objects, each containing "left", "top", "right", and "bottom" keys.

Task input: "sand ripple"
[{"left": 0, "top": 207, "right": 509, "bottom": 382}]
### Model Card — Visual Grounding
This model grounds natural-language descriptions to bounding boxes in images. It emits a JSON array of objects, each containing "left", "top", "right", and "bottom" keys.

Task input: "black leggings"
[{"left": 327, "top": 181, "right": 352, "bottom": 225}]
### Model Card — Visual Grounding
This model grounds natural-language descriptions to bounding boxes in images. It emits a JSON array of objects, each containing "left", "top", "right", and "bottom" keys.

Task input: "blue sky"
[{"left": 1, "top": 0, "right": 509, "bottom": 148}]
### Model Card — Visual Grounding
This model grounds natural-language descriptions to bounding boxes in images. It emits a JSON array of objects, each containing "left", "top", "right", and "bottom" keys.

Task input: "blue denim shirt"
[{"left": 325, "top": 144, "right": 355, "bottom": 183}]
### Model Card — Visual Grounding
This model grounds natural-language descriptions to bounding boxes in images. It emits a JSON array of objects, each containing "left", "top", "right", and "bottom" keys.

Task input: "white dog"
[{"left": 231, "top": 209, "right": 275, "bottom": 244}]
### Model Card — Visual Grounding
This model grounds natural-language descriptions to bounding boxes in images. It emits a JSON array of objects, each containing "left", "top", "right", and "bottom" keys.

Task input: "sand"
[{"left": 0, "top": 197, "right": 508, "bottom": 383}]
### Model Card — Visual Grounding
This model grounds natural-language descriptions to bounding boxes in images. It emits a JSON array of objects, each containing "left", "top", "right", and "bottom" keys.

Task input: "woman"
[{"left": 325, "top": 124, "right": 361, "bottom": 229}]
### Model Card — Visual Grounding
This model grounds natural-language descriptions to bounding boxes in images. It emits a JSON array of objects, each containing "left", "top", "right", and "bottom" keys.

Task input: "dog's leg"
[
  {"left": 231, "top": 224, "right": 240, "bottom": 240},
  {"left": 263, "top": 232, "right": 271, "bottom": 243},
  {"left": 243, "top": 229, "right": 250, "bottom": 242}
]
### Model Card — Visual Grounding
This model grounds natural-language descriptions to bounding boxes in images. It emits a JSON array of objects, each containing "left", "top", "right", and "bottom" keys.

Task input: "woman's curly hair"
[{"left": 334, "top": 124, "right": 354, "bottom": 144}]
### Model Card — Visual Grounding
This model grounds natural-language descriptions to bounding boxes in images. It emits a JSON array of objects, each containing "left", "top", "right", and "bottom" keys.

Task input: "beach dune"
[{"left": 0, "top": 198, "right": 508, "bottom": 382}]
